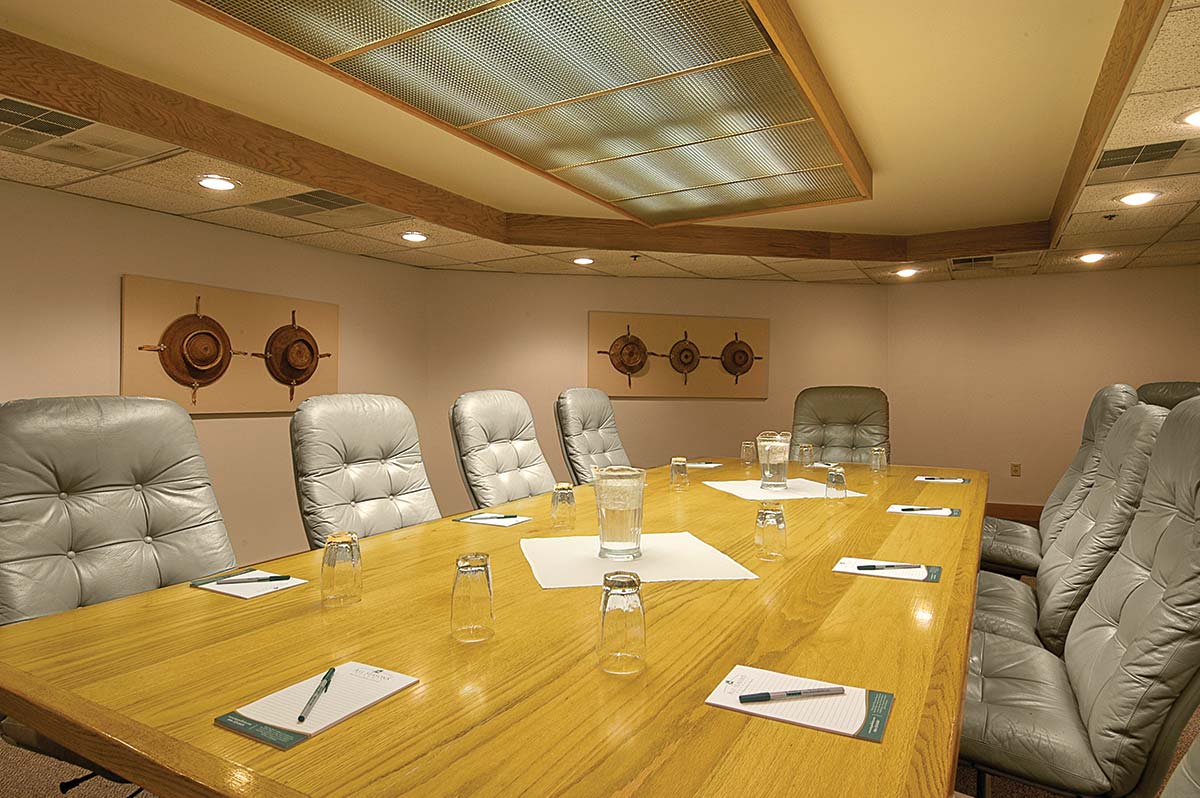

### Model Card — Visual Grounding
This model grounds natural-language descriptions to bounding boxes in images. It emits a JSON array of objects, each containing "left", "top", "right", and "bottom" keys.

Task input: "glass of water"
[
  {"left": 593, "top": 465, "right": 646, "bottom": 560},
  {"left": 598, "top": 571, "right": 645, "bottom": 675},
  {"left": 869, "top": 446, "right": 889, "bottom": 473},
  {"left": 826, "top": 466, "right": 848, "bottom": 499},
  {"left": 740, "top": 441, "right": 756, "bottom": 467},
  {"left": 755, "top": 501, "right": 786, "bottom": 561},
  {"left": 792, "top": 442, "right": 816, "bottom": 468},
  {"left": 756, "top": 431, "right": 791, "bottom": 490},
  {"left": 670, "top": 457, "right": 689, "bottom": 491},
  {"left": 321, "top": 531, "right": 362, "bottom": 607},
  {"left": 551, "top": 482, "right": 576, "bottom": 529},
  {"left": 451, "top": 552, "right": 494, "bottom": 643}
]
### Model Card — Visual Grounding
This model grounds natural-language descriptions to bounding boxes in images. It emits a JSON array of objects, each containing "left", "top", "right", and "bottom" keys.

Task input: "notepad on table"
[
  {"left": 887, "top": 504, "right": 960, "bottom": 517},
  {"left": 703, "top": 478, "right": 865, "bottom": 501},
  {"left": 216, "top": 662, "right": 418, "bottom": 750},
  {"left": 810, "top": 461, "right": 839, "bottom": 469},
  {"left": 686, "top": 461, "right": 724, "bottom": 469},
  {"left": 914, "top": 475, "right": 970, "bottom": 484},
  {"left": 706, "top": 665, "right": 894, "bottom": 742},
  {"left": 833, "top": 556, "right": 941, "bottom": 582},
  {"left": 190, "top": 569, "right": 307, "bottom": 599},
  {"left": 455, "top": 513, "right": 532, "bottom": 527}
]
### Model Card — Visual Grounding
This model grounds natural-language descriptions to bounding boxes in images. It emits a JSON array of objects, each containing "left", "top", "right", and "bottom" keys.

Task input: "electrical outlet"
[{"left": 1010, "top": 462, "right": 1022, "bottom": 477}]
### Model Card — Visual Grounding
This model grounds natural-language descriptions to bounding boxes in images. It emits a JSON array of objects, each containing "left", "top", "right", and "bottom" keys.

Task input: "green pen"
[
  {"left": 215, "top": 574, "right": 291, "bottom": 585},
  {"left": 298, "top": 667, "right": 336, "bottom": 723},
  {"left": 740, "top": 686, "right": 845, "bottom": 704}
]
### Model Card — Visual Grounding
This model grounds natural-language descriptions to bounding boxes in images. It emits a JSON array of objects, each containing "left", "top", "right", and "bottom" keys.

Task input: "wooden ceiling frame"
[{"left": 0, "top": 27, "right": 1050, "bottom": 263}]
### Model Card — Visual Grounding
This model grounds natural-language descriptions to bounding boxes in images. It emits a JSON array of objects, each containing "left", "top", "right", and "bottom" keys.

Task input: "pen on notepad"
[
  {"left": 917, "top": 477, "right": 965, "bottom": 482},
  {"left": 215, "top": 575, "right": 291, "bottom": 585},
  {"left": 297, "top": 667, "right": 336, "bottom": 723},
  {"left": 857, "top": 563, "right": 921, "bottom": 571},
  {"left": 472, "top": 513, "right": 518, "bottom": 520},
  {"left": 899, "top": 506, "right": 944, "bottom": 513},
  {"left": 739, "top": 686, "right": 845, "bottom": 704}
]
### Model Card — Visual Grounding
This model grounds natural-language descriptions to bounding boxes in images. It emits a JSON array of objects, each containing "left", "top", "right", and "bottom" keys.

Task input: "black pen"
[
  {"left": 740, "top": 686, "right": 845, "bottom": 703},
  {"left": 473, "top": 513, "right": 518, "bottom": 519},
  {"left": 298, "top": 667, "right": 336, "bottom": 723},
  {"left": 899, "top": 506, "right": 944, "bottom": 513},
  {"left": 215, "top": 574, "right": 291, "bottom": 585},
  {"left": 857, "top": 563, "right": 921, "bottom": 571}
]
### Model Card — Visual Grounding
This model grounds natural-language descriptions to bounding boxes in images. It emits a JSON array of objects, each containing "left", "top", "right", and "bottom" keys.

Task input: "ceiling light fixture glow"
[
  {"left": 1118, "top": 191, "right": 1159, "bottom": 206},
  {"left": 401, "top": 231, "right": 428, "bottom": 242},
  {"left": 1079, "top": 252, "right": 1106, "bottom": 264},
  {"left": 1181, "top": 108, "right": 1200, "bottom": 127},
  {"left": 573, "top": 257, "right": 594, "bottom": 265},
  {"left": 195, "top": 174, "right": 239, "bottom": 191},
  {"left": 894, "top": 268, "right": 918, "bottom": 278}
]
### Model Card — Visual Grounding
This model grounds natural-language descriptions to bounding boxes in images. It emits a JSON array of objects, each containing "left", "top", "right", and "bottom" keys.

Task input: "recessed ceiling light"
[
  {"left": 401, "top": 231, "right": 427, "bottom": 242},
  {"left": 1181, "top": 108, "right": 1200, "bottom": 127},
  {"left": 894, "top": 268, "right": 918, "bottom": 278},
  {"left": 195, "top": 174, "right": 239, "bottom": 191},
  {"left": 1118, "top": 191, "right": 1159, "bottom": 206},
  {"left": 1079, "top": 252, "right": 1106, "bottom": 264},
  {"left": 573, "top": 257, "right": 594, "bottom": 265}
]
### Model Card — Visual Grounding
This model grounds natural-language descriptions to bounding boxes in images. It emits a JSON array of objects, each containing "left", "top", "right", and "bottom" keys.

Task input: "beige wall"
[{"left": 2, "top": 180, "right": 1198, "bottom": 563}]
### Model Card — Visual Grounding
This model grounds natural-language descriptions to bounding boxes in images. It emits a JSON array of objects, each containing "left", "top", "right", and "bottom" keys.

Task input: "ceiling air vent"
[
  {"left": 251, "top": 190, "right": 408, "bottom": 227},
  {"left": 1089, "top": 138, "right": 1198, "bottom": 185},
  {"left": 950, "top": 256, "right": 994, "bottom": 271}
]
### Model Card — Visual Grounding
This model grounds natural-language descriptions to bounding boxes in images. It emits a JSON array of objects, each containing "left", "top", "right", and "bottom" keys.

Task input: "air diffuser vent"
[
  {"left": 1089, "top": 138, "right": 1198, "bottom": 185},
  {"left": 950, "top": 256, "right": 994, "bottom": 266}
]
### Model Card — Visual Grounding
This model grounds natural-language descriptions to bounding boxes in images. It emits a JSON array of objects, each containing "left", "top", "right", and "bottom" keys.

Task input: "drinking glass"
[
  {"left": 869, "top": 446, "right": 889, "bottom": 473},
  {"left": 593, "top": 465, "right": 646, "bottom": 560},
  {"left": 826, "top": 466, "right": 848, "bottom": 499},
  {"left": 755, "top": 501, "right": 787, "bottom": 561},
  {"left": 321, "top": 531, "right": 362, "bottom": 607},
  {"left": 551, "top": 482, "right": 576, "bottom": 530},
  {"left": 792, "top": 442, "right": 816, "bottom": 468},
  {"left": 669, "top": 457, "right": 689, "bottom": 491},
  {"left": 451, "top": 552, "right": 494, "bottom": 643},
  {"left": 756, "top": 431, "right": 791, "bottom": 490},
  {"left": 598, "top": 571, "right": 645, "bottom": 675},
  {"left": 740, "top": 441, "right": 756, "bottom": 467}
]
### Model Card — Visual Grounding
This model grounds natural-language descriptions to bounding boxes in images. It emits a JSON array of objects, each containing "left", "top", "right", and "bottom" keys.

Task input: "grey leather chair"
[
  {"left": 980, "top": 383, "right": 1138, "bottom": 576},
  {"left": 554, "top": 388, "right": 631, "bottom": 485},
  {"left": 1164, "top": 736, "right": 1200, "bottom": 798},
  {"left": 450, "top": 390, "right": 556, "bottom": 509},
  {"left": 972, "top": 402, "right": 1167, "bottom": 655},
  {"left": 1139, "top": 381, "right": 1200, "bottom": 410},
  {"left": 961, "top": 395, "right": 1200, "bottom": 798},
  {"left": 291, "top": 394, "right": 441, "bottom": 549},
  {"left": 0, "top": 395, "right": 237, "bottom": 784},
  {"left": 790, "top": 386, "right": 889, "bottom": 464}
]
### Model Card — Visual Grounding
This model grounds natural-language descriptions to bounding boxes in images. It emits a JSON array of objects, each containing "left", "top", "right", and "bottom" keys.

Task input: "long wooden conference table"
[{"left": 0, "top": 460, "right": 986, "bottom": 797}]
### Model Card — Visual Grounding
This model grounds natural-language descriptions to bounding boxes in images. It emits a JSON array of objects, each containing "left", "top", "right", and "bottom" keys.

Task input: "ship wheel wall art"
[
  {"left": 121, "top": 275, "right": 340, "bottom": 414},
  {"left": 587, "top": 311, "right": 769, "bottom": 399}
]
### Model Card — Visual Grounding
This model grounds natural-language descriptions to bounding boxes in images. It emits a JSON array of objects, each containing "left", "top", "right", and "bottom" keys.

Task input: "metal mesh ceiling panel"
[
  {"left": 334, "top": 0, "right": 769, "bottom": 127},
  {"left": 558, "top": 122, "right": 839, "bottom": 201},
  {"left": 470, "top": 54, "right": 812, "bottom": 171},
  {"left": 201, "top": 0, "right": 497, "bottom": 60}
]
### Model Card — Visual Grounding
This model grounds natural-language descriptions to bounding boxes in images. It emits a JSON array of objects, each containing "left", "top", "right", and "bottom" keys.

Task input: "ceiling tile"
[
  {"left": 521, "top": 244, "right": 583, "bottom": 254},
  {"left": 1075, "top": 175, "right": 1200, "bottom": 213},
  {"left": 353, "top": 217, "right": 478, "bottom": 248},
  {"left": 1174, "top": 0, "right": 1200, "bottom": 8},
  {"left": 1108, "top": 87, "right": 1200, "bottom": 148},
  {"left": 61, "top": 175, "right": 228, "bottom": 214},
  {"left": 297, "top": 203, "right": 409, "bottom": 229},
  {"left": 113, "top": 151, "right": 310, "bottom": 204},
  {"left": 1063, "top": 204, "right": 1196, "bottom": 233},
  {"left": 786, "top": 268, "right": 867, "bottom": 282},
  {"left": 1057, "top": 227, "right": 1173, "bottom": 248},
  {"left": 1132, "top": 7, "right": 1200, "bottom": 93},
  {"left": 189, "top": 206, "right": 331, "bottom": 237},
  {"left": 546, "top": 250, "right": 691, "bottom": 277},
  {"left": 1127, "top": 254, "right": 1200, "bottom": 269},
  {"left": 286, "top": 230, "right": 396, "bottom": 255},
  {"left": 1038, "top": 245, "right": 1147, "bottom": 273},
  {"left": 1161, "top": 224, "right": 1200, "bottom": 241},
  {"left": 375, "top": 250, "right": 467, "bottom": 268},
  {"left": 766, "top": 257, "right": 858, "bottom": 272},
  {"left": 1186, "top": 204, "right": 1200, "bottom": 224},
  {"left": 472, "top": 255, "right": 601, "bottom": 275},
  {"left": 1141, "top": 240, "right": 1200, "bottom": 259},
  {"left": 0, "top": 148, "right": 96, "bottom": 186},
  {"left": 950, "top": 265, "right": 1040, "bottom": 280},
  {"left": 863, "top": 263, "right": 952, "bottom": 283},
  {"left": 644, "top": 253, "right": 776, "bottom": 278},
  {"left": 989, "top": 251, "right": 1044, "bottom": 268},
  {"left": 422, "top": 239, "right": 533, "bottom": 262}
]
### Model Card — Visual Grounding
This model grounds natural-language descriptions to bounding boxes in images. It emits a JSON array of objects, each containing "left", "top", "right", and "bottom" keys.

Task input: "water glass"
[
  {"left": 593, "top": 465, "right": 646, "bottom": 560},
  {"left": 792, "top": 442, "right": 816, "bottom": 468},
  {"left": 826, "top": 466, "right": 848, "bottom": 499},
  {"left": 598, "top": 571, "right": 645, "bottom": 675},
  {"left": 669, "top": 457, "right": 689, "bottom": 491},
  {"left": 321, "top": 531, "right": 362, "bottom": 607},
  {"left": 740, "top": 441, "right": 756, "bottom": 467},
  {"left": 756, "top": 431, "right": 791, "bottom": 490},
  {"left": 451, "top": 552, "right": 494, "bottom": 643},
  {"left": 755, "top": 501, "right": 787, "bottom": 561},
  {"left": 869, "top": 446, "right": 889, "bottom": 473},
  {"left": 551, "top": 482, "right": 576, "bottom": 529}
]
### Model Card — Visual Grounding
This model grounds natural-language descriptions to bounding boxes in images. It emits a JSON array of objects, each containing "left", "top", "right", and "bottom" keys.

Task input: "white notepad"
[
  {"left": 886, "top": 504, "right": 956, "bottom": 517},
  {"left": 832, "top": 557, "right": 942, "bottom": 582},
  {"left": 686, "top": 461, "right": 724, "bottom": 469},
  {"left": 519, "top": 532, "right": 758, "bottom": 589},
  {"left": 810, "top": 461, "right": 839, "bottom": 469},
  {"left": 456, "top": 513, "right": 532, "bottom": 527},
  {"left": 914, "top": 475, "right": 969, "bottom": 484},
  {"left": 703, "top": 478, "right": 865, "bottom": 501},
  {"left": 706, "top": 665, "right": 894, "bottom": 742},
  {"left": 194, "top": 569, "right": 307, "bottom": 599}
]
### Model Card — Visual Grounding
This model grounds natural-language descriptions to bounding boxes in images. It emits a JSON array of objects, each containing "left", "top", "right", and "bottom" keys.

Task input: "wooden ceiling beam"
[{"left": 906, "top": 220, "right": 1052, "bottom": 262}]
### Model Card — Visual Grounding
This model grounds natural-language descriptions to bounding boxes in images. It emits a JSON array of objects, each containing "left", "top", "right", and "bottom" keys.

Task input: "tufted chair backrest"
[
  {"left": 450, "top": 390, "right": 555, "bottom": 509},
  {"left": 290, "top": 394, "right": 441, "bottom": 550},
  {"left": 790, "top": 386, "right": 889, "bottom": 464},
  {"left": 1034, "top": 402, "right": 1168, "bottom": 655},
  {"left": 554, "top": 388, "right": 631, "bottom": 485},
  {"left": 0, "top": 396, "right": 237, "bottom": 626},
  {"left": 1064, "top": 395, "right": 1200, "bottom": 796},
  {"left": 1138, "top": 381, "right": 1200, "bottom": 410}
]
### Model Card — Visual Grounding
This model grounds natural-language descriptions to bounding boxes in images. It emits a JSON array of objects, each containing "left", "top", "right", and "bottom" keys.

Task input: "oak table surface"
[{"left": 0, "top": 460, "right": 986, "bottom": 798}]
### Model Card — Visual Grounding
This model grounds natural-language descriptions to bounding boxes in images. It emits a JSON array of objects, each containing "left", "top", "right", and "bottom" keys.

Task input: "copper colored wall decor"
[
  {"left": 588, "top": 311, "right": 768, "bottom": 399},
  {"left": 121, "top": 275, "right": 338, "bottom": 414}
]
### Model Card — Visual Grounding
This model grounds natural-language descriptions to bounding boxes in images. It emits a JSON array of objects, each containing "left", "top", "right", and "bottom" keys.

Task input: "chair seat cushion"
[
  {"left": 973, "top": 572, "right": 1040, "bottom": 646},
  {"left": 980, "top": 515, "right": 1042, "bottom": 575},
  {"left": 961, "top": 631, "right": 1108, "bottom": 795}
]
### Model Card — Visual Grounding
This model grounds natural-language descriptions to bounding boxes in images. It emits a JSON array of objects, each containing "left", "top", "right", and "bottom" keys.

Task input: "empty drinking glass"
[
  {"left": 670, "top": 457, "right": 689, "bottom": 491},
  {"left": 755, "top": 501, "right": 786, "bottom": 561},
  {"left": 826, "top": 466, "right": 848, "bottom": 499},
  {"left": 792, "top": 442, "right": 816, "bottom": 468},
  {"left": 551, "top": 482, "right": 576, "bottom": 530},
  {"left": 740, "top": 441, "right": 756, "bottom": 467},
  {"left": 451, "top": 552, "right": 494, "bottom": 643},
  {"left": 321, "top": 531, "right": 362, "bottom": 607},
  {"left": 869, "top": 446, "right": 889, "bottom": 473},
  {"left": 598, "top": 571, "right": 645, "bottom": 675},
  {"left": 756, "top": 431, "right": 791, "bottom": 490},
  {"left": 593, "top": 465, "right": 646, "bottom": 560}
]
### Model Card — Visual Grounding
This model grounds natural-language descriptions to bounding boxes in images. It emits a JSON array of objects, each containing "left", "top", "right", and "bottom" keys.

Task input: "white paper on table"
[
  {"left": 702, "top": 478, "right": 865, "bottom": 501},
  {"left": 685, "top": 462, "right": 724, "bottom": 469},
  {"left": 196, "top": 569, "right": 307, "bottom": 599},
  {"left": 519, "top": 532, "right": 758, "bottom": 589},
  {"left": 832, "top": 557, "right": 939, "bottom": 582},
  {"left": 705, "top": 665, "right": 893, "bottom": 742},
  {"left": 886, "top": 504, "right": 954, "bottom": 517},
  {"left": 914, "top": 476, "right": 968, "bottom": 484},
  {"left": 810, "top": 461, "right": 839, "bottom": 469},
  {"left": 455, "top": 513, "right": 532, "bottom": 527}
]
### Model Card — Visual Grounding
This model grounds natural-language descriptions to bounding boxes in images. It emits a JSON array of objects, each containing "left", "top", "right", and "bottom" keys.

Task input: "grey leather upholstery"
[
  {"left": 973, "top": 403, "right": 1168, "bottom": 654},
  {"left": 291, "top": 394, "right": 441, "bottom": 549},
  {"left": 1164, "top": 736, "right": 1200, "bottom": 797},
  {"left": 790, "top": 386, "right": 889, "bottom": 464},
  {"left": 450, "top": 390, "right": 555, "bottom": 509},
  {"left": 980, "top": 383, "right": 1138, "bottom": 576},
  {"left": 1139, "top": 381, "right": 1200, "bottom": 410},
  {"left": 961, "top": 395, "right": 1200, "bottom": 797},
  {"left": 554, "top": 388, "right": 631, "bottom": 485}
]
